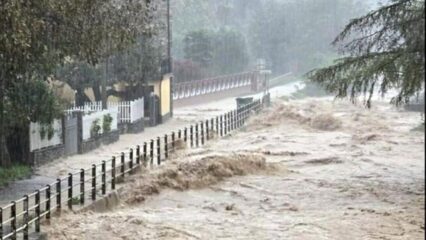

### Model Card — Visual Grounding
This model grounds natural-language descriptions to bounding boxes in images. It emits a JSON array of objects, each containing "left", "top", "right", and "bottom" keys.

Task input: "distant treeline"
[{"left": 172, "top": 0, "right": 369, "bottom": 80}]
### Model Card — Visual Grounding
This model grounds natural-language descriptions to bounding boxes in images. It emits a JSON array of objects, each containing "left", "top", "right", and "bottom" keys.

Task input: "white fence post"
[{"left": 129, "top": 98, "right": 144, "bottom": 123}]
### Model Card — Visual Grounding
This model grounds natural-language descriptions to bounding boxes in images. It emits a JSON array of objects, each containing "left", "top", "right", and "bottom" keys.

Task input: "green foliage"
[
  {"left": 56, "top": 61, "right": 101, "bottom": 90},
  {"left": 47, "top": 125, "right": 55, "bottom": 140},
  {"left": 40, "top": 127, "right": 47, "bottom": 140},
  {"left": 211, "top": 28, "right": 249, "bottom": 74},
  {"left": 0, "top": 0, "right": 162, "bottom": 165},
  {"left": 307, "top": 0, "right": 425, "bottom": 107},
  {"left": 184, "top": 30, "right": 214, "bottom": 68},
  {"left": 249, "top": 0, "right": 367, "bottom": 74},
  {"left": 103, "top": 114, "right": 113, "bottom": 133},
  {"left": 5, "top": 80, "right": 63, "bottom": 129},
  {"left": 0, "top": 164, "right": 32, "bottom": 187},
  {"left": 173, "top": 0, "right": 367, "bottom": 77},
  {"left": 90, "top": 119, "right": 101, "bottom": 138},
  {"left": 182, "top": 28, "right": 249, "bottom": 78},
  {"left": 39, "top": 124, "right": 55, "bottom": 140}
]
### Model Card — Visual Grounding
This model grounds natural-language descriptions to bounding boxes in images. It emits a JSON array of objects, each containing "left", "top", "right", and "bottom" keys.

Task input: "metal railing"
[
  {"left": 173, "top": 72, "right": 255, "bottom": 100},
  {"left": 0, "top": 96, "right": 267, "bottom": 240}
]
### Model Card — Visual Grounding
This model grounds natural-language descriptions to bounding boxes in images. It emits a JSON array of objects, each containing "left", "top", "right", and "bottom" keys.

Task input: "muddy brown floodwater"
[{"left": 44, "top": 97, "right": 425, "bottom": 240}]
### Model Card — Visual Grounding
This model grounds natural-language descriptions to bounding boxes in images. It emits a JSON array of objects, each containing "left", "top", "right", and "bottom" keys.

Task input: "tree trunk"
[
  {"left": 6, "top": 125, "right": 30, "bottom": 165},
  {"left": 92, "top": 81, "right": 102, "bottom": 102},
  {"left": 0, "top": 70, "right": 11, "bottom": 167},
  {"left": 102, "top": 59, "right": 108, "bottom": 109},
  {"left": 75, "top": 87, "right": 91, "bottom": 106}
]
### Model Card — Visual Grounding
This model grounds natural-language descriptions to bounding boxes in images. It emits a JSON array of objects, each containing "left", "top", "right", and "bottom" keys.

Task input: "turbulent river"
[{"left": 44, "top": 97, "right": 424, "bottom": 240}]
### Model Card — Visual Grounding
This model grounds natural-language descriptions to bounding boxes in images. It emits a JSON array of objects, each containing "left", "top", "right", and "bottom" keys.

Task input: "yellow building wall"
[
  {"left": 150, "top": 75, "right": 171, "bottom": 117},
  {"left": 160, "top": 76, "right": 171, "bottom": 116}
]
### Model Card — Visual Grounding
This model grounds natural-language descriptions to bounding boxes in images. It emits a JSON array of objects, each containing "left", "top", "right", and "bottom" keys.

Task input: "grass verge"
[{"left": 0, "top": 164, "right": 32, "bottom": 187}]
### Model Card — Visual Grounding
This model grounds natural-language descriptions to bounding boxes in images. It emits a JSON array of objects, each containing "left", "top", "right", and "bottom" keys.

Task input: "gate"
[
  {"left": 64, "top": 116, "right": 78, "bottom": 155},
  {"left": 149, "top": 94, "right": 160, "bottom": 126}
]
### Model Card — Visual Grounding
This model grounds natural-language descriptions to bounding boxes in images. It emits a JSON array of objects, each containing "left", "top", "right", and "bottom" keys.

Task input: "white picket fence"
[
  {"left": 30, "top": 119, "right": 63, "bottom": 152},
  {"left": 66, "top": 98, "right": 144, "bottom": 124},
  {"left": 108, "top": 97, "right": 144, "bottom": 123},
  {"left": 82, "top": 107, "right": 119, "bottom": 141},
  {"left": 129, "top": 98, "right": 144, "bottom": 123},
  {"left": 64, "top": 102, "right": 103, "bottom": 115}
]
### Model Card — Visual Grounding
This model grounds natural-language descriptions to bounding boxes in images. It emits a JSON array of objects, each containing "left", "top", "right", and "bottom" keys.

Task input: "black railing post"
[
  {"left": 68, "top": 173, "right": 73, "bottom": 209},
  {"left": 201, "top": 121, "right": 205, "bottom": 145},
  {"left": 243, "top": 105, "right": 246, "bottom": 124},
  {"left": 157, "top": 137, "right": 161, "bottom": 165},
  {"left": 227, "top": 112, "right": 230, "bottom": 132},
  {"left": 121, "top": 152, "right": 125, "bottom": 178},
  {"left": 190, "top": 126, "right": 194, "bottom": 147},
  {"left": 101, "top": 161, "right": 106, "bottom": 195},
  {"left": 165, "top": 134, "right": 169, "bottom": 159},
  {"left": 242, "top": 105, "right": 246, "bottom": 125},
  {"left": 236, "top": 109, "right": 240, "bottom": 128},
  {"left": 178, "top": 129, "right": 182, "bottom": 139},
  {"left": 211, "top": 118, "right": 214, "bottom": 136},
  {"left": 206, "top": 120, "right": 210, "bottom": 140},
  {"left": 171, "top": 132, "right": 176, "bottom": 150},
  {"left": 56, "top": 179, "right": 61, "bottom": 213},
  {"left": 245, "top": 104, "right": 248, "bottom": 122},
  {"left": 220, "top": 115, "right": 223, "bottom": 137},
  {"left": 136, "top": 145, "right": 141, "bottom": 165},
  {"left": 184, "top": 127, "right": 188, "bottom": 143},
  {"left": 216, "top": 117, "right": 219, "bottom": 135},
  {"left": 111, "top": 157, "right": 116, "bottom": 190},
  {"left": 234, "top": 110, "right": 238, "bottom": 130},
  {"left": 228, "top": 112, "right": 232, "bottom": 132},
  {"left": 35, "top": 191, "right": 41, "bottom": 232},
  {"left": 11, "top": 201, "right": 16, "bottom": 240},
  {"left": 23, "top": 195, "right": 29, "bottom": 240},
  {"left": 242, "top": 105, "right": 246, "bottom": 123},
  {"left": 150, "top": 140, "right": 154, "bottom": 165},
  {"left": 195, "top": 124, "right": 199, "bottom": 147},
  {"left": 143, "top": 142, "right": 148, "bottom": 167},
  {"left": 230, "top": 111, "right": 234, "bottom": 131},
  {"left": 80, "top": 169, "right": 85, "bottom": 205},
  {"left": 224, "top": 113, "right": 228, "bottom": 135},
  {"left": 46, "top": 185, "right": 51, "bottom": 220},
  {"left": 129, "top": 148, "right": 134, "bottom": 171},
  {"left": 91, "top": 165, "right": 96, "bottom": 201}
]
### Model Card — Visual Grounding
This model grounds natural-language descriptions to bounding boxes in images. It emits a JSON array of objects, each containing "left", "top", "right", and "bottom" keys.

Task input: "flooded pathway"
[{"left": 0, "top": 80, "right": 301, "bottom": 206}]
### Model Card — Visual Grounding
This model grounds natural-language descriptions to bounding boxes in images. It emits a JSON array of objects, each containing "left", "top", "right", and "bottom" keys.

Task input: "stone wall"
[
  {"left": 79, "top": 130, "right": 120, "bottom": 154},
  {"left": 31, "top": 144, "right": 65, "bottom": 167}
]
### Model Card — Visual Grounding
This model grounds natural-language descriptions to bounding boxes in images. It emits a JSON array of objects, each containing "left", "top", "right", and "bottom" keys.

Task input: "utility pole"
[{"left": 167, "top": 0, "right": 173, "bottom": 117}]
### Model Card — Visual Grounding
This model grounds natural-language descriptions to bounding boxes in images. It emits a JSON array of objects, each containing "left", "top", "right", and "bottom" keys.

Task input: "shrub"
[
  {"left": 103, "top": 114, "right": 113, "bottom": 133},
  {"left": 90, "top": 119, "right": 101, "bottom": 138}
]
